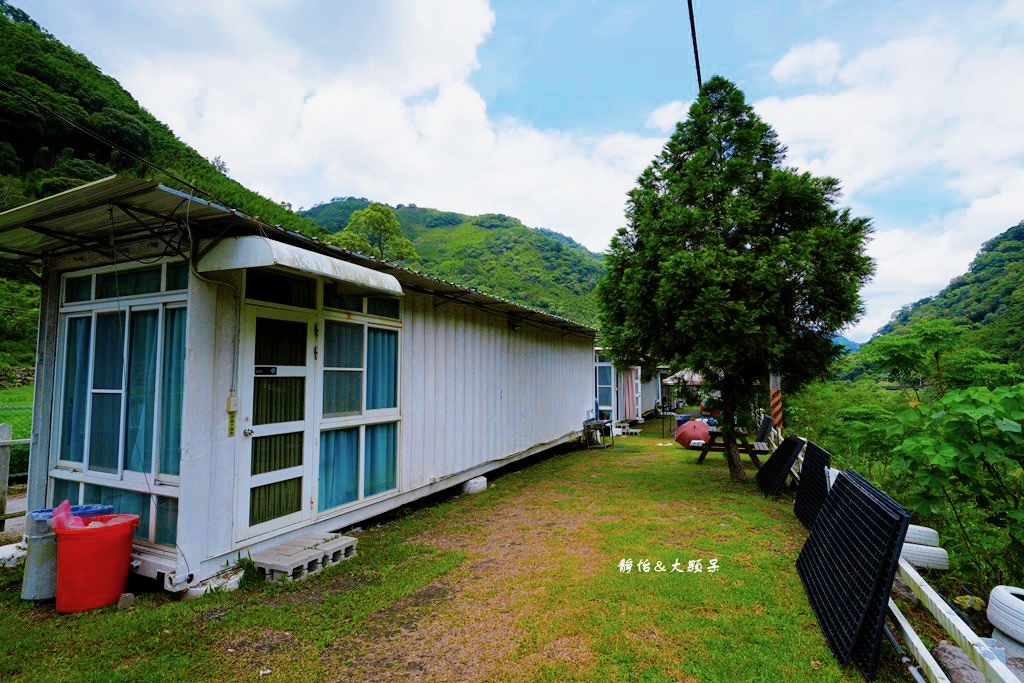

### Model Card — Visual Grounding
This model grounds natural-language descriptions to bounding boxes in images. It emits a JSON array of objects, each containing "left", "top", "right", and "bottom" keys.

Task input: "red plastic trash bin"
[{"left": 54, "top": 514, "right": 139, "bottom": 613}]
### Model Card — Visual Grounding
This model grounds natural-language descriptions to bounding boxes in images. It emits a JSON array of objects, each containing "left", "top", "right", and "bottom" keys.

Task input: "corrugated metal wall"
[
  {"left": 641, "top": 375, "right": 661, "bottom": 414},
  {"left": 401, "top": 293, "right": 594, "bottom": 490}
]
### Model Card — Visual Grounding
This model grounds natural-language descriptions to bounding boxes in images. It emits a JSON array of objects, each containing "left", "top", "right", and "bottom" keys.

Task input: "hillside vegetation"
[
  {"left": 304, "top": 199, "right": 604, "bottom": 325},
  {"left": 878, "top": 221, "right": 1024, "bottom": 363}
]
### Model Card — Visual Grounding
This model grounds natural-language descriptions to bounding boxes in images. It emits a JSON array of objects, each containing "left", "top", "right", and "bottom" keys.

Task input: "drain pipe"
[{"left": 883, "top": 624, "right": 927, "bottom": 683}]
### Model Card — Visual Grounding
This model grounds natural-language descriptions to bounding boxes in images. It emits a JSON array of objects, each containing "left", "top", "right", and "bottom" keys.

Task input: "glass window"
[
  {"left": 65, "top": 275, "right": 92, "bottom": 303},
  {"left": 156, "top": 497, "right": 178, "bottom": 547},
  {"left": 51, "top": 478, "right": 79, "bottom": 507},
  {"left": 367, "top": 328, "right": 398, "bottom": 409},
  {"left": 159, "top": 308, "right": 186, "bottom": 476},
  {"left": 84, "top": 484, "right": 150, "bottom": 541},
  {"left": 254, "top": 319, "right": 306, "bottom": 366},
  {"left": 165, "top": 262, "right": 189, "bottom": 291},
  {"left": 55, "top": 266, "right": 186, "bottom": 547},
  {"left": 323, "top": 321, "right": 363, "bottom": 417},
  {"left": 96, "top": 266, "right": 162, "bottom": 299},
  {"left": 251, "top": 432, "right": 303, "bottom": 475},
  {"left": 124, "top": 310, "right": 158, "bottom": 473},
  {"left": 322, "top": 284, "right": 363, "bottom": 312},
  {"left": 246, "top": 268, "right": 315, "bottom": 309},
  {"left": 364, "top": 422, "right": 397, "bottom": 497},
  {"left": 250, "top": 478, "right": 302, "bottom": 526},
  {"left": 367, "top": 297, "right": 400, "bottom": 319},
  {"left": 319, "top": 428, "right": 359, "bottom": 510},
  {"left": 59, "top": 317, "right": 91, "bottom": 462}
]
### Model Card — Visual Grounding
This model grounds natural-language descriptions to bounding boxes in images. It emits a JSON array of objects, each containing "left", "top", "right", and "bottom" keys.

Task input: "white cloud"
[
  {"left": 759, "top": 6, "right": 1024, "bottom": 340},
  {"left": 646, "top": 100, "right": 691, "bottom": 132},
  {"left": 770, "top": 40, "right": 841, "bottom": 85},
  {"left": 82, "top": 0, "right": 667, "bottom": 251}
]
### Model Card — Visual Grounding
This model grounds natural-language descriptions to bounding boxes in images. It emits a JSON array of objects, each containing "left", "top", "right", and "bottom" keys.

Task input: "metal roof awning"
[{"left": 197, "top": 235, "right": 403, "bottom": 296}]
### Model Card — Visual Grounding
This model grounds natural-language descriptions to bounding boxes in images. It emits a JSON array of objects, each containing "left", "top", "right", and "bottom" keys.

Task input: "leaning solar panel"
[
  {"left": 843, "top": 471, "right": 911, "bottom": 680},
  {"left": 793, "top": 441, "right": 831, "bottom": 529},
  {"left": 795, "top": 470, "right": 910, "bottom": 680},
  {"left": 754, "top": 435, "right": 806, "bottom": 497}
]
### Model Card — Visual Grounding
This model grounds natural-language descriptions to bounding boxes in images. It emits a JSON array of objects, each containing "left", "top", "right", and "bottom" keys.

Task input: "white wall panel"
[{"left": 401, "top": 293, "right": 593, "bottom": 490}]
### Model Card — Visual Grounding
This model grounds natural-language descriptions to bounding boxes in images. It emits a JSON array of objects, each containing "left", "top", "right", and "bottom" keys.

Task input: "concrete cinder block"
[{"left": 462, "top": 477, "right": 487, "bottom": 495}]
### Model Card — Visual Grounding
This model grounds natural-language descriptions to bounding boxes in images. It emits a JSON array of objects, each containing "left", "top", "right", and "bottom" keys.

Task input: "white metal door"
[{"left": 236, "top": 306, "right": 315, "bottom": 540}]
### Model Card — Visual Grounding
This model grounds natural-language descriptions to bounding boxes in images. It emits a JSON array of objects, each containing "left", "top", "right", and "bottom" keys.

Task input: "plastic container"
[
  {"left": 676, "top": 415, "right": 689, "bottom": 428},
  {"left": 21, "top": 504, "right": 113, "bottom": 601},
  {"left": 54, "top": 514, "right": 139, "bottom": 613}
]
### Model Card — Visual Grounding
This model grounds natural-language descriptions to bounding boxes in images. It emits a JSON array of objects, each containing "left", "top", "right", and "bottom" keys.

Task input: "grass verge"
[{"left": 0, "top": 422, "right": 899, "bottom": 681}]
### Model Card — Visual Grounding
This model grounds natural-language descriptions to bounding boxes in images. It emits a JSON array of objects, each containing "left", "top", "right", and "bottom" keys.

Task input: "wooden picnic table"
[{"left": 694, "top": 426, "right": 763, "bottom": 468}]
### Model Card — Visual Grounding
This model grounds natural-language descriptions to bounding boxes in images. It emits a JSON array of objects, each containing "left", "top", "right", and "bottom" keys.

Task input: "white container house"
[
  {"left": 594, "top": 350, "right": 650, "bottom": 425},
  {"left": 0, "top": 177, "right": 596, "bottom": 590}
]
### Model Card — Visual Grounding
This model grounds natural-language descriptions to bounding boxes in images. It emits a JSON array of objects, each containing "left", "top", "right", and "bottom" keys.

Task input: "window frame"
[
  {"left": 316, "top": 308, "right": 401, "bottom": 515},
  {"left": 50, "top": 260, "right": 188, "bottom": 549}
]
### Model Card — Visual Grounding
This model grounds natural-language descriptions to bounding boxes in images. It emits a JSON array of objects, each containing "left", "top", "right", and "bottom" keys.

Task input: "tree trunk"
[
  {"left": 723, "top": 434, "right": 748, "bottom": 482},
  {"left": 721, "top": 382, "right": 748, "bottom": 482}
]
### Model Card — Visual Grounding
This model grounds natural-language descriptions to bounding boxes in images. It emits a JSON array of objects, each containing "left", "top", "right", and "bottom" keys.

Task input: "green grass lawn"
[
  {"left": 0, "top": 384, "right": 33, "bottom": 407},
  {"left": 0, "top": 423, "right": 897, "bottom": 681},
  {"left": 0, "top": 384, "right": 33, "bottom": 440}
]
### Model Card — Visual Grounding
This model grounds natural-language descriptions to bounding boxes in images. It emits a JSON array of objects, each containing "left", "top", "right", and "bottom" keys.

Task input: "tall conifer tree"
[{"left": 599, "top": 76, "right": 873, "bottom": 481}]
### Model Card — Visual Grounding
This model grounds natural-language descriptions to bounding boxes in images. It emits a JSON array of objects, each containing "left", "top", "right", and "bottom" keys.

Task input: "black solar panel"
[
  {"left": 754, "top": 436, "right": 805, "bottom": 497},
  {"left": 793, "top": 441, "right": 831, "bottom": 529},
  {"left": 796, "top": 470, "right": 910, "bottom": 680}
]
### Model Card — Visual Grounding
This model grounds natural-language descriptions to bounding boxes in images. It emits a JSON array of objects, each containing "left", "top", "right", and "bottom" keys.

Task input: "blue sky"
[{"left": 15, "top": 0, "right": 1024, "bottom": 341}]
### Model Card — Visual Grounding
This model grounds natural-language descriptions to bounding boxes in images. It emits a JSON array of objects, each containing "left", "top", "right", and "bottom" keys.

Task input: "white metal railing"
[
  {"left": 896, "top": 560, "right": 1020, "bottom": 682},
  {"left": 1, "top": 423, "right": 31, "bottom": 531}
]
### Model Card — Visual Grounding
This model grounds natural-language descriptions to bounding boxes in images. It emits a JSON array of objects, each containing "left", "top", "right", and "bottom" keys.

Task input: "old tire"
[
  {"left": 988, "top": 585, "right": 1024, "bottom": 644},
  {"left": 904, "top": 524, "right": 939, "bottom": 547},
  {"left": 900, "top": 543, "right": 949, "bottom": 570}
]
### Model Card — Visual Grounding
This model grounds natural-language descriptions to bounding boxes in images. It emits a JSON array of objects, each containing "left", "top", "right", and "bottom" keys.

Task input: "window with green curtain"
[
  {"left": 367, "top": 297, "right": 400, "bottom": 319},
  {"left": 366, "top": 328, "right": 397, "bottom": 409},
  {"left": 84, "top": 484, "right": 150, "bottom": 540},
  {"left": 89, "top": 311, "right": 125, "bottom": 474},
  {"left": 254, "top": 318, "right": 307, "bottom": 366},
  {"left": 96, "top": 266, "right": 162, "bottom": 299},
  {"left": 319, "top": 428, "right": 359, "bottom": 510},
  {"left": 51, "top": 478, "right": 79, "bottom": 506},
  {"left": 249, "top": 478, "right": 302, "bottom": 526},
  {"left": 246, "top": 269, "right": 315, "bottom": 309},
  {"left": 156, "top": 496, "right": 178, "bottom": 546},
  {"left": 323, "top": 321, "right": 363, "bottom": 416},
  {"left": 59, "top": 316, "right": 91, "bottom": 462},
  {"left": 251, "top": 432, "right": 303, "bottom": 475},
  {"left": 159, "top": 307, "right": 186, "bottom": 476},
  {"left": 64, "top": 275, "right": 92, "bottom": 303},
  {"left": 165, "top": 262, "right": 189, "bottom": 291},
  {"left": 124, "top": 310, "right": 158, "bottom": 472},
  {"left": 364, "top": 422, "right": 396, "bottom": 496},
  {"left": 254, "top": 377, "right": 305, "bottom": 424}
]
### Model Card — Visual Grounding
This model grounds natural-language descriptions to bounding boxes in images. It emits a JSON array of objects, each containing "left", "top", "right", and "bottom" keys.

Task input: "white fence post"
[{"left": 0, "top": 424, "right": 9, "bottom": 533}]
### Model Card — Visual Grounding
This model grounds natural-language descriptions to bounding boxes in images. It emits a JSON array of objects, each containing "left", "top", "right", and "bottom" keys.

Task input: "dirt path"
[{"left": 325, "top": 476, "right": 611, "bottom": 681}]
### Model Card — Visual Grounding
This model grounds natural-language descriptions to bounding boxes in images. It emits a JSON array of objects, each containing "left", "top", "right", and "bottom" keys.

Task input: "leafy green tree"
[
  {"left": 890, "top": 384, "right": 1024, "bottom": 586},
  {"left": 598, "top": 77, "right": 873, "bottom": 481},
  {"left": 325, "top": 203, "right": 418, "bottom": 264}
]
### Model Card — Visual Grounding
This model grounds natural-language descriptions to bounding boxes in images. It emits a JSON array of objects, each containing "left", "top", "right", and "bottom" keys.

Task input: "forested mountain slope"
[
  {"left": 876, "top": 221, "right": 1024, "bottom": 362},
  {"left": 304, "top": 199, "right": 604, "bottom": 325}
]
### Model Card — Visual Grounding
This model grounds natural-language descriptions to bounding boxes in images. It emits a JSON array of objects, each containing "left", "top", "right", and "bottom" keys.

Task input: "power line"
[{"left": 687, "top": 0, "right": 703, "bottom": 90}]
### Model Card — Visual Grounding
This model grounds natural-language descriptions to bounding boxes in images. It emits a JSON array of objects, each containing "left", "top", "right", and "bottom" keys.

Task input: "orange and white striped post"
[{"left": 769, "top": 373, "right": 783, "bottom": 433}]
